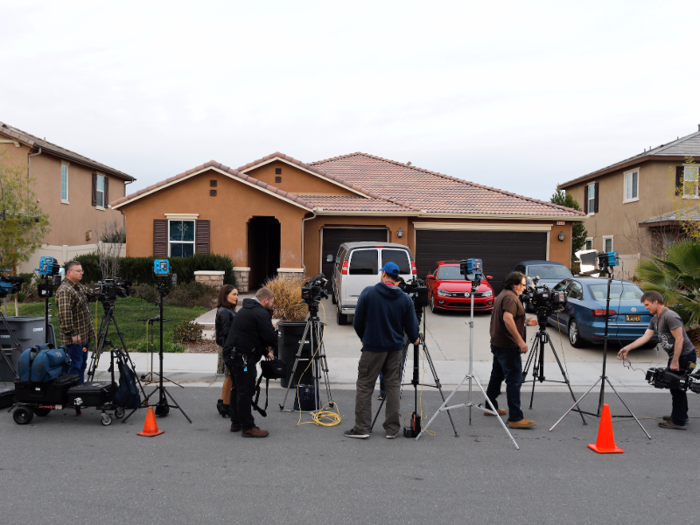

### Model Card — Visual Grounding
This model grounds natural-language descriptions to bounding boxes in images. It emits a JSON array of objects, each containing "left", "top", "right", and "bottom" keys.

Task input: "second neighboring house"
[
  {"left": 560, "top": 126, "right": 700, "bottom": 276},
  {"left": 0, "top": 121, "right": 135, "bottom": 273}
]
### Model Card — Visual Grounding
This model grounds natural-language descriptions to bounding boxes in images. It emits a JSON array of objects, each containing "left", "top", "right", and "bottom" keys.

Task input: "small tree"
[
  {"left": 551, "top": 186, "right": 588, "bottom": 264},
  {"left": 95, "top": 219, "right": 126, "bottom": 279},
  {"left": 0, "top": 150, "right": 50, "bottom": 313}
]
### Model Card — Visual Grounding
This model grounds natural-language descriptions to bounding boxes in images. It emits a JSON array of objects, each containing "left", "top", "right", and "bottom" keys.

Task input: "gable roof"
[
  {"left": 110, "top": 160, "right": 314, "bottom": 211},
  {"left": 311, "top": 152, "right": 582, "bottom": 218},
  {"left": 560, "top": 127, "right": 700, "bottom": 189},
  {"left": 0, "top": 120, "right": 135, "bottom": 181}
]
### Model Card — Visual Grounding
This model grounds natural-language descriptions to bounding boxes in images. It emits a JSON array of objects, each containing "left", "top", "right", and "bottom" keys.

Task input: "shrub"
[
  {"left": 165, "top": 281, "right": 218, "bottom": 309},
  {"left": 266, "top": 275, "right": 308, "bottom": 321},
  {"left": 18, "top": 273, "right": 37, "bottom": 302},
  {"left": 135, "top": 341, "right": 186, "bottom": 353},
  {"left": 172, "top": 318, "right": 204, "bottom": 343},
  {"left": 128, "top": 283, "right": 159, "bottom": 303}
]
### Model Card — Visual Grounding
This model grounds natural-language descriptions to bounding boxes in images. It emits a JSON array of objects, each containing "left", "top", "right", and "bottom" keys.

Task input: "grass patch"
[{"left": 17, "top": 297, "right": 209, "bottom": 352}]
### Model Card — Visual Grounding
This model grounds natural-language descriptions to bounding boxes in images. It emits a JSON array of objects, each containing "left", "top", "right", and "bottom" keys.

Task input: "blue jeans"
[
  {"left": 669, "top": 353, "right": 697, "bottom": 426},
  {"left": 485, "top": 344, "right": 524, "bottom": 422},
  {"left": 67, "top": 342, "right": 91, "bottom": 385}
]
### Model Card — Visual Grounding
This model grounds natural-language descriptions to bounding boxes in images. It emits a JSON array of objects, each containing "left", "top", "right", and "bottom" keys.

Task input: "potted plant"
[{"left": 265, "top": 275, "right": 314, "bottom": 388}]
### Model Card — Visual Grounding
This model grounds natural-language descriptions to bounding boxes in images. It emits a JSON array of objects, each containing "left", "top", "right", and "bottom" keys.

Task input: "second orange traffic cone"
[
  {"left": 137, "top": 407, "right": 164, "bottom": 437},
  {"left": 588, "top": 404, "right": 623, "bottom": 454}
]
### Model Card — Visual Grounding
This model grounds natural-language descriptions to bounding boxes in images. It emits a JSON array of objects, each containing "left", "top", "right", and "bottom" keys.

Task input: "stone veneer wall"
[
  {"left": 194, "top": 270, "right": 225, "bottom": 289},
  {"left": 233, "top": 267, "right": 250, "bottom": 293}
]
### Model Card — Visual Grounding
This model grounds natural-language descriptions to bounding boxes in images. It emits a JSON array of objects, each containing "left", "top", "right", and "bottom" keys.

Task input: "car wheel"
[
  {"left": 568, "top": 319, "right": 584, "bottom": 348},
  {"left": 430, "top": 295, "right": 439, "bottom": 314},
  {"left": 331, "top": 291, "right": 337, "bottom": 305},
  {"left": 337, "top": 305, "right": 348, "bottom": 325}
]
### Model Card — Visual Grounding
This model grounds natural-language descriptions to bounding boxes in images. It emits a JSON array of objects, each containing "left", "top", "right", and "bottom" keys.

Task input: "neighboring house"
[
  {"left": 560, "top": 126, "right": 700, "bottom": 276},
  {"left": 0, "top": 121, "right": 135, "bottom": 273},
  {"left": 112, "top": 152, "right": 584, "bottom": 293}
]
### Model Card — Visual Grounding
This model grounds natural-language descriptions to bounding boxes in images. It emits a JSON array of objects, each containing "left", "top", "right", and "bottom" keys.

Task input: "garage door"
[
  {"left": 415, "top": 230, "right": 547, "bottom": 294},
  {"left": 320, "top": 228, "right": 388, "bottom": 284}
]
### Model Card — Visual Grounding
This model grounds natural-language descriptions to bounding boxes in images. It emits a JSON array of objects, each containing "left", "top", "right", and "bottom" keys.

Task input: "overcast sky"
[{"left": 2, "top": 0, "right": 699, "bottom": 203}]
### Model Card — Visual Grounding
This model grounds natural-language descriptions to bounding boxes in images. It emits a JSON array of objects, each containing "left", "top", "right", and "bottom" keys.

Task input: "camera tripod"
[
  {"left": 549, "top": 267, "right": 650, "bottom": 438},
  {"left": 137, "top": 315, "right": 182, "bottom": 387},
  {"left": 279, "top": 302, "right": 333, "bottom": 412},
  {"left": 522, "top": 313, "right": 586, "bottom": 424},
  {"left": 125, "top": 281, "right": 191, "bottom": 423},
  {"left": 371, "top": 307, "right": 458, "bottom": 437},
  {"left": 0, "top": 309, "right": 22, "bottom": 380},
  {"left": 418, "top": 272, "right": 520, "bottom": 449}
]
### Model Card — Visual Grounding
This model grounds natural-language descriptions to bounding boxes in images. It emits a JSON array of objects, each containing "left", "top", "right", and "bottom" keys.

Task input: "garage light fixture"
[
  {"left": 397, "top": 228, "right": 404, "bottom": 238},
  {"left": 558, "top": 232, "right": 565, "bottom": 242}
]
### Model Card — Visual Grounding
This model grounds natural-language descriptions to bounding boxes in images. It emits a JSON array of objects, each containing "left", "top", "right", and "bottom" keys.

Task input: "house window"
[
  {"left": 683, "top": 165, "right": 699, "bottom": 199},
  {"left": 585, "top": 238, "right": 593, "bottom": 250},
  {"left": 169, "top": 220, "right": 195, "bottom": 257},
  {"left": 587, "top": 184, "right": 595, "bottom": 214},
  {"left": 603, "top": 236, "right": 613, "bottom": 252},
  {"left": 61, "top": 164, "right": 69, "bottom": 203},
  {"left": 96, "top": 175, "right": 105, "bottom": 208},
  {"left": 624, "top": 169, "right": 639, "bottom": 202}
]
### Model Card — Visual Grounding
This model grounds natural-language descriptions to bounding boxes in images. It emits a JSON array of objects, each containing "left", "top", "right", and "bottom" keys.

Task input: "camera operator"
[
  {"left": 617, "top": 291, "right": 697, "bottom": 430},
  {"left": 55, "top": 261, "right": 97, "bottom": 385},
  {"left": 223, "top": 287, "right": 277, "bottom": 438},
  {"left": 485, "top": 271, "right": 538, "bottom": 429},
  {"left": 344, "top": 262, "right": 420, "bottom": 439}
]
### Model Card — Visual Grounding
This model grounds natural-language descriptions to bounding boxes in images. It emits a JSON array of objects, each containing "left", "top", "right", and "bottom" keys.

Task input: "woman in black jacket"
[{"left": 215, "top": 284, "right": 238, "bottom": 417}]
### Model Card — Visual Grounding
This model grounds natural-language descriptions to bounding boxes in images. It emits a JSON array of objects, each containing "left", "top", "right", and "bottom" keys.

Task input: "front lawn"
[{"left": 16, "top": 297, "right": 209, "bottom": 351}]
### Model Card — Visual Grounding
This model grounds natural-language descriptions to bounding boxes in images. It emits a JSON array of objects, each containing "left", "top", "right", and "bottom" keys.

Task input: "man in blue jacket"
[{"left": 345, "top": 262, "right": 420, "bottom": 439}]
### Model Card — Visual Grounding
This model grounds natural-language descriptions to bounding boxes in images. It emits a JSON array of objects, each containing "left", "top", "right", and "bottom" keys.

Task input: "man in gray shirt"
[{"left": 618, "top": 291, "right": 697, "bottom": 430}]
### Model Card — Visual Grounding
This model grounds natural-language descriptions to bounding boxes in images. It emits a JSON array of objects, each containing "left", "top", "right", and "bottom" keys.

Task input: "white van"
[{"left": 332, "top": 242, "right": 416, "bottom": 325}]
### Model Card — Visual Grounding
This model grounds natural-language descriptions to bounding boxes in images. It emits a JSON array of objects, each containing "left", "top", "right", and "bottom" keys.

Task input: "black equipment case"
[
  {"left": 66, "top": 382, "right": 116, "bottom": 407},
  {"left": 14, "top": 373, "right": 80, "bottom": 405},
  {"left": 0, "top": 387, "right": 14, "bottom": 409}
]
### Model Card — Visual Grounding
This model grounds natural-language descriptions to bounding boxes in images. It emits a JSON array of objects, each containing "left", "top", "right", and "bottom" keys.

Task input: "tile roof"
[
  {"left": 311, "top": 152, "right": 582, "bottom": 217},
  {"left": 560, "top": 127, "right": 700, "bottom": 189},
  {"left": 110, "top": 160, "right": 314, "bottom": 210},
  {"left": 639, "top": 206, "right": 700, "bottom": 225},
  {"left": 295, "top": 194, "right": 417, "bottom": 213},
  {"left": 0, "top": 120, "right": 135, "bottom": 181}
]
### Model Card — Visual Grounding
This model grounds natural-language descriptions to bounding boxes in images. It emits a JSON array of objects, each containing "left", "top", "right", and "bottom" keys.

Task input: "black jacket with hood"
[{"left": 223, "top": 298, "right": 277, "bottom": 361}]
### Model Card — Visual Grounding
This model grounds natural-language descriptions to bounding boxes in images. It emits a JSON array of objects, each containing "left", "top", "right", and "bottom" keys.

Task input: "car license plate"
[{"left": 625, "top": 315, "right": 641, "bottom": 322}]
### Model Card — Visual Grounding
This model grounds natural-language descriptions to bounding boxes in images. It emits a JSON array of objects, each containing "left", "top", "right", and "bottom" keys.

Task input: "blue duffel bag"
[{"left": 18, "top": 344, "right": 71, "bottom": 383}]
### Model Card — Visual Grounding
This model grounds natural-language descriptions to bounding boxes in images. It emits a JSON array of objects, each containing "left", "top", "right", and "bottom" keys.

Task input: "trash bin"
[
  {"left": 0, "top": 316, "right": 55, "bottom": 351},
  {"left": 277, "top": 321, "right": 322, "bottom": 389}
]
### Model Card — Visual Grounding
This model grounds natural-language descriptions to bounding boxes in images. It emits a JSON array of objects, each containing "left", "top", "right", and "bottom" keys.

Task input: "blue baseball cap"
[{"left": 379, "top": 262, "right": 400, "bottom": 276}]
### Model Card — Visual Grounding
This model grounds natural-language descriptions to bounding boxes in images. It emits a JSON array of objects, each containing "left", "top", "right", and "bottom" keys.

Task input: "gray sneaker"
[{"left": 344, "top": 428, "right": 369, "bottom": 439}]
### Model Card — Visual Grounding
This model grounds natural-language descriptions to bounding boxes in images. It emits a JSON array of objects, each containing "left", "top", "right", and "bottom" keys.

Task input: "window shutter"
[
  {"left": 594, "top": 182, "right": 599, "bottom": 213},
  {"left": 195, "top": 220, "right": 210, "bottom": 254},
  {"left": 92, "top": 173, "right": 97, "bottom": 206},
  {"left": 104, "top": 176, "right": 109, "bottom": 207},
  {"left": 676, "top": 166, "right": 684, "bottom": 192},
  {"left": 153, "top": 220, "right": 168, "bottom": 257},
  {"left": 583, "top": 186, "right": 588, "bottom": 214}
]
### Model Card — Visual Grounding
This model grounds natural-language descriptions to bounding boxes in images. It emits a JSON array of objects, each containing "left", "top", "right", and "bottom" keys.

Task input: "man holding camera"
[
  {"left": 486, "top": 271, "right": 538, "bottom": 429},
  {"left": 223, "top": 287, "right": 277, "bottom": 438},
  {"left": 56, "top": 261, "right": 96, "bottom": 385},
  {"left": 345, "top": 262, "right": 420, "bottom": 439},
  {"left": 618, "top": 291, "right": 697, "bottom": 430}
]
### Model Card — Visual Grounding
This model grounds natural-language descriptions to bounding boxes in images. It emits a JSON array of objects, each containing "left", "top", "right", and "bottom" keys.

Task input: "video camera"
[
  {"left": 93, "top": 278, "right": 132, "bottom": 304},
  {"left": 399, "top": 277, "right": 429, "bottom": 309},
  {"left": 301, "top": 274, "right": 329, "bottom": 305},
  {"left": 646, "top": 365, "right": 700, "bottom": 394},
  {"left": 0, "top": 269, "right": 24, "bottom": 298},
  {"left": 521, "top": 277, "right": 567, "bottom": 322}
]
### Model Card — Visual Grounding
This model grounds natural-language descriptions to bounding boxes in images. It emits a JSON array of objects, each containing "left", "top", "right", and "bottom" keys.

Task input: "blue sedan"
[{"left": 547, "top": 277, "right": 657, "bottom": 347}]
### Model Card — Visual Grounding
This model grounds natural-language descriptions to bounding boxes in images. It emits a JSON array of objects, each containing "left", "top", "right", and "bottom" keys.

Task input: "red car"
[{"left": 426, "top": 261, "right": 495, "bottom": 313}]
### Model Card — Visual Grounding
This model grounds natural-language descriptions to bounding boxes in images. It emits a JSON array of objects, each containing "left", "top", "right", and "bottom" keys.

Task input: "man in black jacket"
[{"left": 223, "top": 287, "right": 277, "bottom": 438}]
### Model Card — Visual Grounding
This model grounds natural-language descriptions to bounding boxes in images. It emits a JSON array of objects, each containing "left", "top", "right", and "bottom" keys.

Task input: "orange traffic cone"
[
  {"left": 588, "top": 404, "right": 623, "bottom": 454},
  {"left": 137, "top": 407, "right": 164, "bottom": 437}
]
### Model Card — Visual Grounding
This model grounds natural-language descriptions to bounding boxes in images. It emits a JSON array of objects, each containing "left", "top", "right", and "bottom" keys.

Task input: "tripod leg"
[
  {"left": 470, "top": 374, "right": 520, "bottom": 450},
  {"left": 417, "top": 373, "right": 469, "bottom": 440},
  {"left": 421, "top": 341, "right": 459, "bottom": 437},
  {"left": 545, "top": 335, "right": 587, "bottom": 425},
  {"left": 280, "top": 320, "right": 312, "bottom": 410},
  {"left": 549, "top": 376, "right": 602, "bottom": 431},
  {"left": 604, "top": 378, "right": 651, "bottom": 439},
  {"left": 527, "top": 338, "right": 539, "bottom": 409},
  {"left": 162, "top": 386, "right": 193, "bottom": 424},
  {"left": 111, "top": 315, "right": 150, "bottom": 398},
  {"left": 122, "top": 386, "right": 158, "bottom": 423}
]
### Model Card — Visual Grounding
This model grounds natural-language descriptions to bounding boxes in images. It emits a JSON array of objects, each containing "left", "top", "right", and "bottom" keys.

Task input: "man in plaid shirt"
[{"left": 56, "top": 261, "right": 97, "bottom": 384}]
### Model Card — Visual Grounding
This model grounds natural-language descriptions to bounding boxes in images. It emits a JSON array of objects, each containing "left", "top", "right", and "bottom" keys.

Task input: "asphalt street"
[{"left": 1, "top": 387, "right": 698, "bottom": 525}]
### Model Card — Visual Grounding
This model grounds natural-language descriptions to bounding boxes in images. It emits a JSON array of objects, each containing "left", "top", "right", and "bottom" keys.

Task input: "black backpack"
[
  {"left": 114, "top": 361, "right": 140, "bottom": 409},
  {"left": 252, "top": 358, "right": 287, "bottom": 417}
]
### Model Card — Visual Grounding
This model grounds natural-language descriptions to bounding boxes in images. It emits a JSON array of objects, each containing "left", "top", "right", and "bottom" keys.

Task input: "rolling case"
[
  {"left": 0, "top": 387, "right": 14, "bottom": 409},
  {"left": 66, "top": 382, "right": 116, "bottom": 407},
  {"left": 14, "top": 373, "right": 80, "bottom": 405}
]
